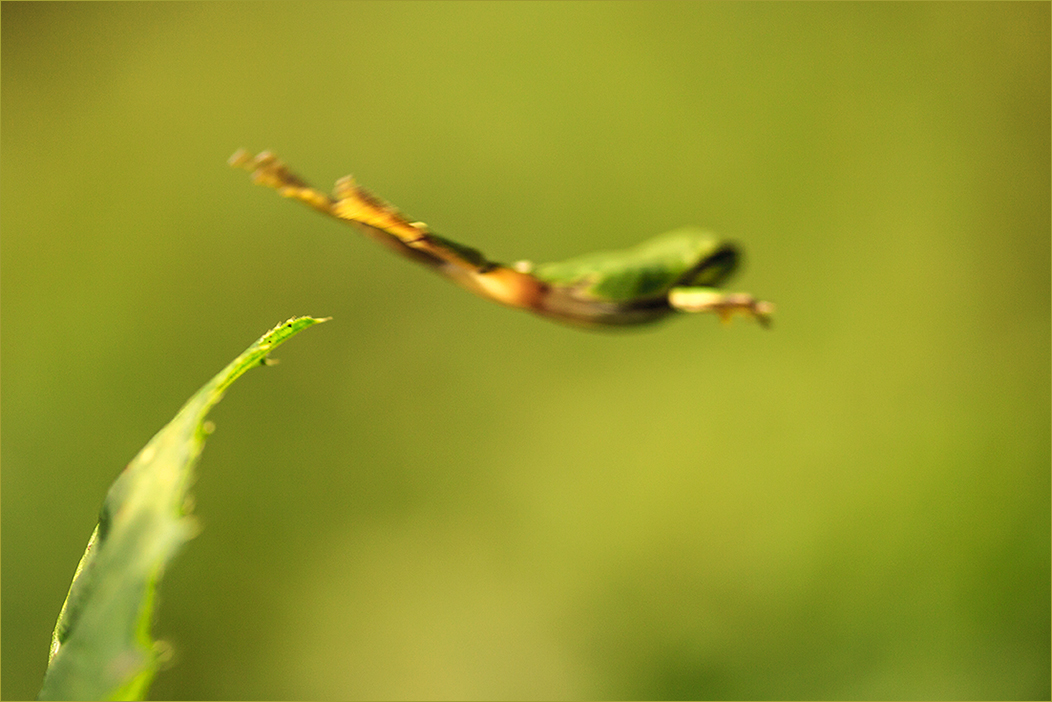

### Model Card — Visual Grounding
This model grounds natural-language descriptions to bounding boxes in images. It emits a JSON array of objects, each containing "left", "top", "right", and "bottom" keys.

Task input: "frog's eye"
[{"left": 683, "top": 243, "right": 740, "bottom": 287}]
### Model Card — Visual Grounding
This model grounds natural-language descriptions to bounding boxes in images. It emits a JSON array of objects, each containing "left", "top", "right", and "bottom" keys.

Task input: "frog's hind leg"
[
  {"left": 228, "top": 150, "right": 337, "bottom": 216},
  {"left": 231, "top": 149, "right": 496, "bottom": 277},
  {"left": 330, "top": 175, "right": 503, "bottom": 276}
]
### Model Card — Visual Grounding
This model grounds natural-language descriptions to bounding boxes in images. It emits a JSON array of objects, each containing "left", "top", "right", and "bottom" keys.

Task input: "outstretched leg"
[
  {"left": 229, "top": 149, "right": 337, "bottom": 216},
  {"left": 668, "top": 288, "right": 774, "bottom": 328},
  {"left": 229, "top": 149, "right": 496, "bottom": 276}
]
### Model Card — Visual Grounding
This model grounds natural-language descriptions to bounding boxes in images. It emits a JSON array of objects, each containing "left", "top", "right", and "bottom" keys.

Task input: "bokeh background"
[{"left": 3, "top": 3, "right": 1048, "bottom": 699}]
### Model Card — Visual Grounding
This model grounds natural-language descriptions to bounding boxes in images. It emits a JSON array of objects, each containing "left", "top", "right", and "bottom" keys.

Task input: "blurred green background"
[{"left": 3, "top": 2, "right": 1048, "bottom": 699}]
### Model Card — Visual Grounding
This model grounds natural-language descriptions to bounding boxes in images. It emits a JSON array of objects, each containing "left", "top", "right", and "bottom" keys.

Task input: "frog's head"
[{"left": 678, "top": 241, "right": 740, "bottom": 288}]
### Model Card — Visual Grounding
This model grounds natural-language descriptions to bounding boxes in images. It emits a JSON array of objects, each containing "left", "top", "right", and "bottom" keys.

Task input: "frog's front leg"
[{"left": 668, "top": 287, "right": 774, "bottom": 328}]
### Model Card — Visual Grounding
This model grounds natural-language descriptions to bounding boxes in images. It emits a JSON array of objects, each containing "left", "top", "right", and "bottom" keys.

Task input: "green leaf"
[{"left": 38, "top": 316, "right": 328, "bottom": 701}]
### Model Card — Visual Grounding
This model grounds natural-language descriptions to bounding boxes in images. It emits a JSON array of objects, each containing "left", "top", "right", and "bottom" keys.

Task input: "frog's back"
[{"left": 533, "top": 227, "right": 737, "bottom": 302}]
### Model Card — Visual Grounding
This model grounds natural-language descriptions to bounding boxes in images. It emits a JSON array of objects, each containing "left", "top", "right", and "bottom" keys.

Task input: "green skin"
[
  {"left": 229, "top": 150, "right": 773, "bottom": 328},
  {"left": 527, "top": 227, "right": 748, "bottom": 326}
]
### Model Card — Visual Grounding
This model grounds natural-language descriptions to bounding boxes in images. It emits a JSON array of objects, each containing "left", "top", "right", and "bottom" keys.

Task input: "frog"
[{"left": 230, "top": 149, "right": 773, "bottom": 329}]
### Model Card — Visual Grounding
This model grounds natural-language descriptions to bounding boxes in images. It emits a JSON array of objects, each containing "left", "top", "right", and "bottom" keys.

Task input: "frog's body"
[
  {"left": 529, "top": 228, "right": 743, "bottom": 326},
  {"left": 230, "top": 150, "right": 772, "bottom": 328}
]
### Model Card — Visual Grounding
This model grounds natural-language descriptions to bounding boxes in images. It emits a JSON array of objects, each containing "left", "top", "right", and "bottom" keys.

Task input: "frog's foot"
[
  {"left": 668, "top": 287, "right": 774, "bottom": 328},
  {"left": 229, "top": 149, "right": 336, "bottom": 215}
]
